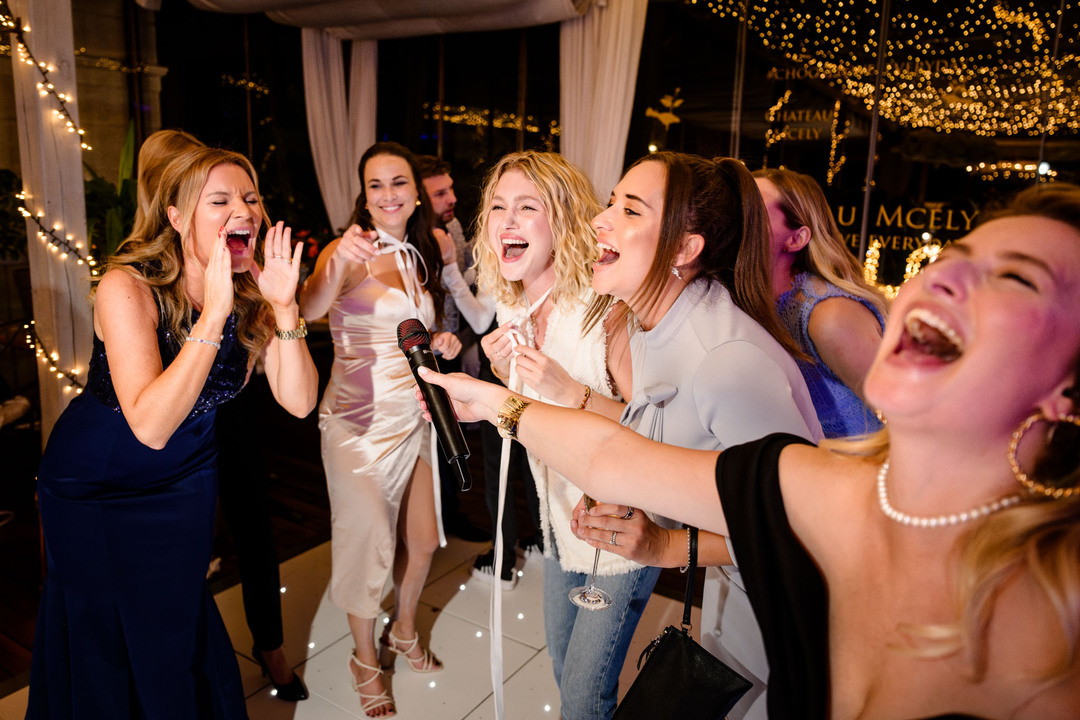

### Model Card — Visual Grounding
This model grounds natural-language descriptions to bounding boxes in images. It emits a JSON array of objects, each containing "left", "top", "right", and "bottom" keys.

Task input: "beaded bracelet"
[
  {"left": 577, "top": 385, "right": 592, "bottom": 410},
  {"left": 679, "top": 526, "right": 692, "bottom": 573},
  {"left": 185, "top": 336, "right": 221, "bottom": 350}
]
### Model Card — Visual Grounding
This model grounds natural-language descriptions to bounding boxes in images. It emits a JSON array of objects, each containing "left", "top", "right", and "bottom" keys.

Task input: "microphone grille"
[{"left": 396, "top": 318, "right": 430, "bottom": 351}]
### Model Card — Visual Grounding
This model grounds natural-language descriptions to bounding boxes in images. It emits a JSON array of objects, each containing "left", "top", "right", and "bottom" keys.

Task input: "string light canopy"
[
  {"left": 421, "top": 102, "right": 560, "bottom": 137},
  {"left": 689, "top": 0, "right": 1080, "bottom": 137}
]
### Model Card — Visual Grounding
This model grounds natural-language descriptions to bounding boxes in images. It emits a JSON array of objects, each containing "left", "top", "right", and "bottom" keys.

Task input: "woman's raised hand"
[
  {"left": 253, "top": 221, "right": 303, "bottom": 311},
  {"left": 336, "top": 224, "right": 380, "bottom": 265},
  {"left": 511, "top": 345, "right": 580, "bottom": 406},
  {"left": 202, "top": 225, "right": 236, "bottom": 323},
  {"left": 435, "top": 227, "right": 456, "bottom": 265},
  {"left": 480, "top": 324, "right": 516, "bottom": 381}
]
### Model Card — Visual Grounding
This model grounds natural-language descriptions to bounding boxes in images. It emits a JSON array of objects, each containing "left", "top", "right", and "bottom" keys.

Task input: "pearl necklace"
[{"left": 876, "top": 460, "right": 1025, "bottom": 528}]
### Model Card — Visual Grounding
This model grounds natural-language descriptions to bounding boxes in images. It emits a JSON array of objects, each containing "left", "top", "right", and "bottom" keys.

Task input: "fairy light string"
[
  {"left": 0, "top": 0, "right": 92, "bottom": 151},
  {"left": 3, "top": 0, "right": 95, "bottom": 399},
  {"left": 15, "top": 192, "right": 99, "bottom": 273},
  {"left": 23, "top": 321, "right": 85, "bottom": 394}
]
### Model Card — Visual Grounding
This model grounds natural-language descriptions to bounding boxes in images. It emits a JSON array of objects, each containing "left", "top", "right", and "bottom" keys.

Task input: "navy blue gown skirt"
[{"left": 27, "top": 318, "right": 249, "bottom": 719}]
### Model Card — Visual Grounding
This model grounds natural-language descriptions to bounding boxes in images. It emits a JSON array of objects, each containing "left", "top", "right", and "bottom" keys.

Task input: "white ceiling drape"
[
  {"left": 178, "top": 0, "right": 646, "bottom": 248},
  {"left": 560, "top": 0, "right": 649, "bottom": 200},
  {"left": 183, "top": 0, "right": 591, "bottom": 39},
  {"left": 300, "top": 31, "right": 374, "bottom": 232}
]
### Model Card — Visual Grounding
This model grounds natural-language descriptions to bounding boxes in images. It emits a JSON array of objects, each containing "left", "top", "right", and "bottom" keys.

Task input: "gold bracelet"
[
  {"left": 275, "top": 317, "right": 307, "bottom": 340},
  {"left": 577, "top": 385, "right": 592, "bottom": 410},
  {"left": 490, "top": 362, "right": 508, "bottom": 382},
  {"left": 496, "top": 395, "right": 532, "bottom": 441}
]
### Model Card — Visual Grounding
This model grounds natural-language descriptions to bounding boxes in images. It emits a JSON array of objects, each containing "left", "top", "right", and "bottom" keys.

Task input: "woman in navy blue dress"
[{"left": 28, "top": 147, "right": 318, "bottom": 719}]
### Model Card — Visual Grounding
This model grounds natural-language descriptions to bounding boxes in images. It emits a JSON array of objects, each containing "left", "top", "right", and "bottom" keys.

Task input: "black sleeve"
[{"left": 715, "top": 434, "right": 830, "bottom": 720}]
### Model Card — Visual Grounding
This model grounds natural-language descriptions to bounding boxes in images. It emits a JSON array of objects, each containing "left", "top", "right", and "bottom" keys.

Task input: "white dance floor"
[{"left": 0, "top": 536, "right": 699, "bottom": 719}]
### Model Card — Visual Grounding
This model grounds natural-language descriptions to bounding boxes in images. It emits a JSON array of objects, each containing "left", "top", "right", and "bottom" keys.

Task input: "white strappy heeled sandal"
[
  {"left": 350, "top": 651, "right": 396, "bottom": 717},
  {"left": 379, "top": 627, "right": 443, "bottom": 673}
]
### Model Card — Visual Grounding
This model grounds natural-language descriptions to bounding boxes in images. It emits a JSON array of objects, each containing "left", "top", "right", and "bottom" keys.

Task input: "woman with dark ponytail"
[{"left": 562, "top": 152, "right": 823, "bottom": 719}]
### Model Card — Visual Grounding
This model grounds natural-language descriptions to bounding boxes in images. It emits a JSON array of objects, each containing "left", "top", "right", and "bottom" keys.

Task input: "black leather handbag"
[{"left": 612, "top": 528, "right": 753, "bottom": 720}]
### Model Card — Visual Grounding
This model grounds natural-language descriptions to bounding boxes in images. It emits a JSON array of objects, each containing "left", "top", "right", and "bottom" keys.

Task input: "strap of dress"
[
  {"left": 502, "top": 286, "right": 553, "bottom": 352},
  {"left": 375, "top": 230, "right": 428, "bottom": 317}
]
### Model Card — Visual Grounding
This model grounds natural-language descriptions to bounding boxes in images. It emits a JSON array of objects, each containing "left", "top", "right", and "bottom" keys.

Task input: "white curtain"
[
  {"left": 559, "top": 0, "right": 649, "bottom": 200},
  {"left": 10, "top": 0, "right": 93, "bottom": 443},
  {"left": 301, "top": 29, "right": 376, "bottom": 232}
]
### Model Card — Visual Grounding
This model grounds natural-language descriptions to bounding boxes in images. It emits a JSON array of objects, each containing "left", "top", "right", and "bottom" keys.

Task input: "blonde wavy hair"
[
  {"left": 104, "top": 147, "right": 273, "bottom": 357},
  {"left": 133, "top": 129, "right": 204, "bottom": 239},
  {"left": 753, "top": 167, "right": 888, "bottom": 318},
  {"left": 471, "top": 151, "right": 608, "bottom": 319},
  {"left": 820, "top": 183, "right": 1080, "bottom": 683}
]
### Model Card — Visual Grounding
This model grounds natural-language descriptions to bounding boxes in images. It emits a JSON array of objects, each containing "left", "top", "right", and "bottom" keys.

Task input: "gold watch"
[
  {"left": 275, "top": 317, "right": 307, "bottom": 341},
  {"left": 496, "top": 396, "right": 532, "bottom": 441}
]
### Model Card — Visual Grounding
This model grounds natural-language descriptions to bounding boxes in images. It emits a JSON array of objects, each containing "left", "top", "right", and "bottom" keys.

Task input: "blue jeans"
[{"left": 543, "top": 551, "right": 661, "bottom": 720}]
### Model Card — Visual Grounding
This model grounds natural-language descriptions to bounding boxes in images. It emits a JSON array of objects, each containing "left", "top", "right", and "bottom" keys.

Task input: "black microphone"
[{"left": 397, "top": 318, "right": 472, "bottom": 491}]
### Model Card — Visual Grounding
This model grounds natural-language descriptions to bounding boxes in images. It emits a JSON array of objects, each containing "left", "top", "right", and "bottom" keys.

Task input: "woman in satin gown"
[
  {"left": 299, "top": 141, "right": 460, "bottom": 718},
  {"left": 28, "top": 147, "right": 318, "bottom": 719}
]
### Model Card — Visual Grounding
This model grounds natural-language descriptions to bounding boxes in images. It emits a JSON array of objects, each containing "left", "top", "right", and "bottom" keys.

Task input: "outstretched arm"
[
  {"left": 298, "top": 224, "right": 378, "bottom": 322},
  {"left": 417, "top": 368, "right": 727, "bottom": 535},
  {"left": 441, "top": 261, "right": 496, "bottom": 333}
]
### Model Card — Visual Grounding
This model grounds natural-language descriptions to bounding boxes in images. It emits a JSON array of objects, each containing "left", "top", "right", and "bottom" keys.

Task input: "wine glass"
[{"left": 568, "top": 495, "right": 613, "bottom": 611}]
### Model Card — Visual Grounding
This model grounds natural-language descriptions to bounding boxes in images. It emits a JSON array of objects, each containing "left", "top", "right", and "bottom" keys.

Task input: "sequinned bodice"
[{"left": 86, "top": 309, "right": 248, "bottom": 417}]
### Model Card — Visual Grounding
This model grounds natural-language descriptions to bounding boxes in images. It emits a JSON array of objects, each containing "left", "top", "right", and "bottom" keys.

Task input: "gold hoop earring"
[{"left": 1007, "top": 412, "right": 1080, "bottom": 499}]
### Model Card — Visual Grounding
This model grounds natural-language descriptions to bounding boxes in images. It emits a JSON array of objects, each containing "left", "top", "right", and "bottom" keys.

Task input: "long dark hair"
[
  {"left": 348, "top": 141, "right": 446, "bottom": 324},
  {"left": 620, "top": 152, "right": 803, "bottom": 359}
]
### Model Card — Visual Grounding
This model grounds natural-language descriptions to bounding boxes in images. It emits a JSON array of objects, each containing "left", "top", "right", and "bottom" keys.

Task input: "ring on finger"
[
  {"left": 622, "top": 507, "right": 635, "bottom": 520},
  {"left": 609, "top": 531, "right": 618, "bottom": 546}
]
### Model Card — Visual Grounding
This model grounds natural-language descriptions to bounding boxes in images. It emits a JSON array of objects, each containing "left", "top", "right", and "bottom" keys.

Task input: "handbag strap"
[{"left": 681, "top": 526, "right": 698, "bottom": 632}]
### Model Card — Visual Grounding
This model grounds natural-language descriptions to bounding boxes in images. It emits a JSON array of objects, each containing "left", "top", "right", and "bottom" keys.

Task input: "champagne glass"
[{"left": 569, "top": 495, "right": 613, "bottom": 611}]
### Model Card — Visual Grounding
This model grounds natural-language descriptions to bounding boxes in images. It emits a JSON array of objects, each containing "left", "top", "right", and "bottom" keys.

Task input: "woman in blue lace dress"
[
  {"left": 754, "top": 168, "right": 888, "bottom": 438},
  {"left": 28, "top": 147, "right": 317, "bottom": 719}
]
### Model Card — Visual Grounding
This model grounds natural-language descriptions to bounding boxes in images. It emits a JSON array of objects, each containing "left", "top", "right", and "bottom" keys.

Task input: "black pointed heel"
[{"left": 252, "top": 646, "right": 309, "bottom": 702}]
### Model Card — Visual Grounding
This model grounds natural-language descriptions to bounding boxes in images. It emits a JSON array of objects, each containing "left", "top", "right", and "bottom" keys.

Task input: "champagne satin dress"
[{"left": 319, "top": 269, "right": 435, "bottom": 618}]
